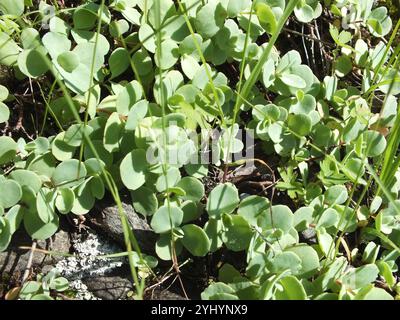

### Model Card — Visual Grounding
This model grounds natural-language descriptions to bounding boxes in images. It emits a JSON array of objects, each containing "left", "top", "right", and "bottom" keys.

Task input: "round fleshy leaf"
[
  {"left": 268, "top": 122, "right": 284, "bottom": 143},
  {"left": 204, "top": 219, "right": 224, "bottom": 252},
  {"left": 109, "top": 19, "right": 130, "bottom": 38},
  {"left": 289, "top": 94, "right": 316, "bottom": 115},
  {"left": 367, "top": 7, "right": 392, "bottom": 37},
  {"left": 28, "top": 152, "right": 57, "bottom": 178},
  {"left": 0, "top": 217, "right": 11, "bottom": 252},
  {"left": 42, "top": 32, "right": 71, "bottom": 59},
  {"left": 181, "top": 54, "right": 200, "bottom": 80},
  {"left": 312, "top": 123, "right": 331, "bottom": 147},
  {"left": 0, "top": 85, "right": 9, "bottom": 102},
  {"left": 49, "top": 17, "right": 70, "bottom": 36},
  {"left": 51, "top": 132, "right": 76, "bottom": 161},
  {"left": 362, "top": 131, "right": 387, "bottom": 157},
  {"left": 0, "top": 32, "right": 21, "bottom": 66},
  {"left": 181, "top": 200, "right": 202, "bottom": 224},
  {"left": 19, "top": 186, "right": 37, "bottom": 213},
  {"left": 288, "top": 113, "right": 312, "bottom": 136},
  {"left": 201, "top": 282, "right": 237, "bottom": 300},
  {"left": 120, "top": 149, "right": 147, "bottom": 191},
  {"left": 84, "top": 158, "right": 105, "bottom": 177},
  {"left": 293, "top": 207, "right": 314, "bottom": 231},
  {"left": 52, "top": 159, "right": 87, "bottom": 188},
  {"left": 0, "top": 102, "right": 9, "bottom": 123},
  {"left": 184, "top": 164, "right": 208, "bottom": 179},
  {"left": 18, "top": 49, "right": 49, "bottom": 78},
  {"left": 132, "top": 48, "right": 153, "bottom": 76},
  {"left": 222, "top": 215, "right": 253, "bottom": 252},
  {"left": 342, "top": 264, "right": 379, "bottom": 290},
  {"left": 285, "top": 244, "right": 320, "bottom": 278},
  {"left": 9, "top": 169, "right": 42, "bottom": 194},
  {"left": 73, "top": 41, "right": 104, "bottom": 70},
  {"left": 316, "top": 208, "right": 339, "bottom": 229},
  {"left": 54, "top": 63, "right": 91, "bottom": 95},
  {"left": 19, "top": 281, "right": 40, "bottom": 298},
  {"left": 262, "top": 58, "right": 276, "bottom": 88},
  {"left": 84, "top": 140, "right": 113, "bottom": 168},
  {"left": 0, "top": 0, "right": 24, "bottom": 16},
  {"left": 24, "top": 208, "right": 59, "bottom": 240},
  {"left": 36, "top": 188, "right": 56, "bottom": 224},
  {"left": 109, "top": 48, "right": 130, "bottom": 79},
  {"left": 150, "top": 205, "right": 183, "bottom": 234},
  {"left": 317, "top": 228, "right": 335, "bottom": 259},
  {"left": 103, "top": 112, "right": 123, "bottom": 153},
  {"left": 280, "top": 73, "right": 307, "bottom": 89},
  {"left": 57, "top": 51, "right": 80, "bottom": 73},
  {"left": 255, "top": 3, "right": 277, "bottom": 34},
  {"left": 51, "top": 277, "right": 69, "bottom": 292},
  {"left": 176, "top": 176, "right": 204, "bottom": 202},
  {"left": 25, "top": 136, "right": 49, "bottom": 155},
  {"left": 71, "top": 180, "right": 95, "bottom": 215},
  {"left": 125, "top": 100, "right": 148, "bottom": 131},
  {"left": 237, "top": 195, "right": 270, "bottom": 227},
  {"left": 55, "top": 188, "right": 75, "bottom": 214},
  {"left": 267, "top": 251, "right": 302, "bottom": 274},
  {"left": 335, "top": 55, "right": 352, "bottom": 77},
  {"left": 89, "top": 176, "right": 105, "bottom": 200},
  {"left": 64, "top": 124, "right": 93, "bottom": 148},
  {"left": 138, "top": 23, "right": 156, "bottom": 53},
  {"left": 355, "top": 287, "right": 393, "bottom": 300},
  {"left": 0, "top": 180, "right": 22, "bottom": 209},
  {"left": 253, "top": 104, "right": 280, "bottom": 122},
  {"left": 294, "top": 4, "right": 315, "bottom": 23},
  {"left": 275, "top": 276, "right": 307, "bottom": 300},
  {"left": 195, "top": 1, "right": 227, "bottom": 38},
  {"left": 324, "top": 185, "right": 348, "bottom": 205},
  {"left": 206, "top": 183, "right": 239, "bottom": 218},
  {"left": 154, "top": 39, "right": 180, "bottom": 70},
  {"left": 155, "top": 233, "right": 182, "bottom": 261},
  {"left": 155, "top": 167, "right": 181, "bottom": 192},
  {"left": 73, "top": 6, "right": 97, "bottom": 30},
  {"left": 5, "top": 205, "right": 24, "bottom": 234},
  {"left": 131, "top": 186, "right": 158, "bottom": 216},
  {"left": 259, "top": 205, "right": 294, "bottom": 233},
  {"left": 116, "top": 80, "right": 143, "bottom": 116},
  {"left": 163, "top": 15, "right": 190, "bottom": 42},
  {"left": 181, "top": 224, "right": 211, "bottom": 257}
]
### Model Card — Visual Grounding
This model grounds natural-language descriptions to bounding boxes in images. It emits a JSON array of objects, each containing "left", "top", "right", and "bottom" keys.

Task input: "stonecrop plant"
[{"left": 0, "top": 0, "right": 400, "bottom": 300}]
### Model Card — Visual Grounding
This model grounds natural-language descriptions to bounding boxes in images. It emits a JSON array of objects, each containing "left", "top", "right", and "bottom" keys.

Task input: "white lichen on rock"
[
  {"left": 68, "top": 280, "right": 99, "bottom": 300},
  {"left": 55, "top": 230, "right": 125, "bottom": 300}
]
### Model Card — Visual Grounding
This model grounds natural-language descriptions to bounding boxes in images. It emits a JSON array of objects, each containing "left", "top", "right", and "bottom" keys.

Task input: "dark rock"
[
  {"left": 87, "top": 196, "right": 157, "bottom": 254},
  {"left": 146, "top": 288, "right": 186, "bottom": 300},
  {"left": 83, "top": 272, "right": 132, "bottom": 300},
  {"left": 82, "top": 265, "right": 187, "bottom": 300},
  {"left": 83, "top": 274, "right": 187, "bottom": 300},
  {"left": 0, "top": 226, "right": 71, "bottom": 275}
]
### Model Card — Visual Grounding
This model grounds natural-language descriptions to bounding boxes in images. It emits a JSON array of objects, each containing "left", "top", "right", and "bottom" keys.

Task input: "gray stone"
[
  {"left": 87, "top": 196, "right": 157, "bottom": 254},
  {"left": 81, "top": 265, "right": 188, "bottom": 300},
  {"left": 147, "top": 288, "right": 186, "bottom": 300},
  {"left": 83, "top": 273, "right": 132, "bottom": 300},
  {"left": 0, "top": 227, "right": 71, "bottom": 275},
  {"left": 83, "top": 273, "right": 187, "bottom": 300}
]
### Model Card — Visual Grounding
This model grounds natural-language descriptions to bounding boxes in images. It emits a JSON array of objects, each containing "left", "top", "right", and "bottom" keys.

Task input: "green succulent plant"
[
  {"left": 17, "top": 268, "right": 69, "bottom": 300},
  {"left": 0, "top": 0, "right": 399, "bottom": 301}
]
